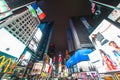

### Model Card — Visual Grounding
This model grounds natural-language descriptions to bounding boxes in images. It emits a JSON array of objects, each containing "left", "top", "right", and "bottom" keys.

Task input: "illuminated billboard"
[
  {"left": 29, "top": 39, "right": 37, "bottom": 52},
  {"left": 18, "top": 50, "right": 32, "bottom": 66},
  {"left": 89, "top": 19, "right": 120, "bottom": 49},
  {"left": 89, "top": 47, "right": 120, "bottom": 73},
  {"left": 108, "top": 3, "right": 120, "bottom": 23},
  {"left": 89, "top": 50, "right": 107, "bottom": 73},
  {"left": 44, "top": 63, "right": 50, "bottom": 73},
  {"left": 33, "top": 28, "right": 42, "bottom": 44},
  {"left": 31, "top": 62, "right": 43, "bottom": 75},
  {"left": 0, "top": 0, "right": 10, "bottom": 13},
  {"left": 66, "top": 49, "right": 92, "bottom": 68},
  {"left": 29, "top": 28, "right": 42, "bottom": 52},
  {"left": 0, "top": 28, "right": 26, "bottom": 58},
  {"left": 0, "top": 0, "right": 12, "bottom": 20},
  {"left": 89, "top": 19, "right": 120, "bottom": 73}
]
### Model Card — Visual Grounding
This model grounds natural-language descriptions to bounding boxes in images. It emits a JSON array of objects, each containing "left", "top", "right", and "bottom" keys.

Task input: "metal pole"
[{"left": 92, "top": 0, "right": 120, "bottom": 10}]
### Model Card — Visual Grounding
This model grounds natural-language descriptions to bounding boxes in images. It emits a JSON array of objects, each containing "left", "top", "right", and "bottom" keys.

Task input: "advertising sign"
[
  {"left": 0, "top": 55, "right": 18, "bottom": 73},
  {"left": 89, "top": 45, "right": 120, "bottom": 73},
  {"left": 66, "top": 49, "right": 92, "bottom": 68},
  {"left": 31, "top": 62, "right": 43, "bottom": 75},
  {"left": 44, "top": 63, "right": 50, "bottom": 73},
  {"left": 18, "top": 50, "right": 32, "bottom": 66},
  {"left": 89, "top": 50, "right": 107, "bottom": 73},
  {"left": 33, "top": 28, "right": 42, "bottom": 44},
  {"left": 89, "top": 19, "right": 120, "bottom": 49},
  {"left": 0, "top": 0, "right": 12, "bottom": 20},
  {"left": 89, "top": 19, "right": 120, "bottom": 73},
  {"left": 108, "top": 3, "right": 120, "bottom": 22},
  {"left": 0, "top": 0, "right": 10, "bottom": 13},
  {"left": 28, "top": 39, "right": 37, "bottom": 52},
  {"left": 28, "top": 28, "right": 42, "bottom": 52}
]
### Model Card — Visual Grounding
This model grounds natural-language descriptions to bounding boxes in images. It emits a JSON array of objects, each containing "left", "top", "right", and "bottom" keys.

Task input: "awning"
[{"left": 66, "top": 49, "right": 92, "bottom": 68}]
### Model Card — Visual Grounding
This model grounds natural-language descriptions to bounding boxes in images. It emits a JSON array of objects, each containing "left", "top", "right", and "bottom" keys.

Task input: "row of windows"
[{"left": 2, "top": 10, "right": 40, "bottom": 45}]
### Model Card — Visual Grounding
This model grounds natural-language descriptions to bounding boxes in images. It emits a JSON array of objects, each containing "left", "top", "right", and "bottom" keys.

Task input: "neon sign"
[{"left": 0, "top": 56, "right": 17, "bottom": 73}]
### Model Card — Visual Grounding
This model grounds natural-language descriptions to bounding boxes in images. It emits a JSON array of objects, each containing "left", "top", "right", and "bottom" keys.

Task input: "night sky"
[{"left": 38, "top": 0, "right": 91, "bottom": 53}]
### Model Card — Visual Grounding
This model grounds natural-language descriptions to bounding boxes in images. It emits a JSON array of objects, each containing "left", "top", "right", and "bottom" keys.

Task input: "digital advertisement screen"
[
  {"left": 89, "top": 45, "right": 120, "bottom": 73},
  {"left": 77, "top": 61, "right": 92, "bottom": 72},
  {"left": 19, "top": 50, "right": 32, "bottom": 66},
  {"left": 0, "top": 0, "right": 12, "bottom": 20},
  {"left": 66, "top": 49, "right": 92, "bottom": 68},
  {"left": 101, "top": 37, "right": 120, "bottom": 71},
  {"left": 33, "top": 28, "right": 42, "bottom": 44},
  {"left": 89, "top": 19, "right": 120, "bottom": 49},
  {"left": 89, "top": 50, "right": 107, "bottom": 73},
  {"left": 108, "top": 3, "right": 120, "bottom": 22},
  {"left": 0, "top": 0, "right": 10, "bottom": 13},
  {"left": 31, "top": 62, "right": 43, "bottom": 75},
  {"left": 29, "top": 39, "right": 37, "bottom": 52},
  {"left": 15, "top": 66, "right": 26, "bottom": 76},
  {"left": 89, "top": 19, "right": 120, "bottom": 73},
  {"left": 29, "top": 28, "right": 42, "bottom": 52},
  {"left": 0, "top": 28, "right": 26, "bottom": 58},
  {"left": 44, "top": 63, "right": 50, "bottom": 73}
]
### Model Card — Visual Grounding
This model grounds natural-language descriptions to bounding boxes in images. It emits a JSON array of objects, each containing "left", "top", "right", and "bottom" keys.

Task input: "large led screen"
[
  {"left": 89, "top": 45, "right": 120, "bottom": 73},
  {"left": 0, "top": 28, "right": 26, "bottom": 58},
  {"left": 0, "top": 0, "right": 12, "bottom": 20},
  {"left": 29, "top": 28, "right": 42, "bottom": 52},
  {"left": 0, "top": 0, "right": 10, "bottom": 13},
  {"left": 31, "top": 62, "right": 43, "bottom": 75},
  {"left": 66, "top": 49, "right": 92, "bottom": 68},
  {"left": 108, "top": 3, "right": 120, "bottom": 23},
  {"left": 89, "top": 19, "right": 120, "bottom": 49},
  {"left": 89, "top": 50, "right": 107, "bottom": 73},
  {"left": 89, "top": 19, "right": 120, "bottom": 73},
  {"left": 29, "top": 39, "right": 37, "bottom": 52},
  {"left": 19, "top": 50, "right": 32, "bottom": 66},
  {"left": 43, "top": 63, "right": 50, "bottom": 73},
  {"left": 33, "top": 28, "right": 42, "bottom": 44}
]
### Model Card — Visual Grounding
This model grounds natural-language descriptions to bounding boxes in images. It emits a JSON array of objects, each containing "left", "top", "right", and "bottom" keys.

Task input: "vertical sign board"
[{"left": 108, "top": 3, "right": 120, "bottom": 23}]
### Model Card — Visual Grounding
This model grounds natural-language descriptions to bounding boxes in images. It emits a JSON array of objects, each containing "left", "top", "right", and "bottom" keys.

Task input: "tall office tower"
[{"left": 0, "top": 8, "right": 40, "bottom": 45}]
